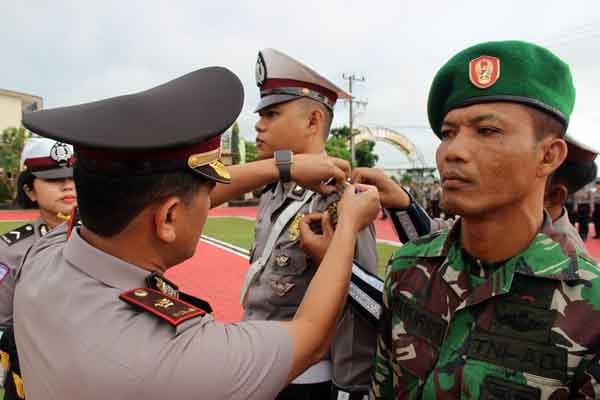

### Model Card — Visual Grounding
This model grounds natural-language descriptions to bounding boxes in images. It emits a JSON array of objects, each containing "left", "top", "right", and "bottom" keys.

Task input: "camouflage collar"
[{"left": 420, "top": 212, "right": 597, "bottom": 283}]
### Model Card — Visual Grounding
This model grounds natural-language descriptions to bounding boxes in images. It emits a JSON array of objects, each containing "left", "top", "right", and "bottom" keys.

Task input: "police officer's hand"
[
  {"left": 299, "top": 212, "right": 335, "bottom": 266},
  {"left": 291, "top": 154, "right": 351, "bottom": 195},
  {"left": 337, "top": 183, "right": 380, "bottom": 233},
  {"left": 351, "top": 167, "right": 410, "bottom": 209}
]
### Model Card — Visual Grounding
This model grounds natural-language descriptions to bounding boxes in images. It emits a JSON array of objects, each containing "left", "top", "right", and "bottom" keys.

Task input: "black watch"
[{"left": 274, "top": 150, "right": 293, "bottom": 182}]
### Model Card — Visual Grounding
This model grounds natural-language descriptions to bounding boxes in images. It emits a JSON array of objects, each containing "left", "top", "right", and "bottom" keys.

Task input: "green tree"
[
  {"left": 327, "top": 126, "right": 378, "bottom": 167},
  {"left": 0, "top": 127, "right": 28, "bottom": 202},
  {"left": 244, "top": 140, "right": 258, "bottom": 163},
  {"left": 231, "top": 122, "right": 240, "bottom": 165}
]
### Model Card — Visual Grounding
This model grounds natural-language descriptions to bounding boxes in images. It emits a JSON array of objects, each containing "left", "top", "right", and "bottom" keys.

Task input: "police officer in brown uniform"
[
  {"left": 13, "top": 66, "right": 381, "bottom": 400},
  {"left": 0, "top": 138, "right": 76, "bottom": 399},
  {"left": 241, "top": 49, "right": 378, "bottom": 400}
]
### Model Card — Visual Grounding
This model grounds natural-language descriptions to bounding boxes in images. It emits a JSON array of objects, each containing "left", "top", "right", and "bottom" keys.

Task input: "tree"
[
  {"left": 0, "top": 127, "right": 28, "bottom": 202},
  {"left": 327, "top": 126, "right": 378, "bottom": 167},
  {"left": 231, "top": 122, "right": 240, "bottom": 165},
  {"left": 244, "top": 140, "right": 258, "bottom": 163}
]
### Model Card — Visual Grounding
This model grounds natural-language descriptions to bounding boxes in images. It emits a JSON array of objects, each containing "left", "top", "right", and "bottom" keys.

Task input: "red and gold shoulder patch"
[
  {"left": 469, "top": 55, "right": 500, "bottom": 89},
  {"left": 120, "top": 288, "right": 206, "bottom": 326}
]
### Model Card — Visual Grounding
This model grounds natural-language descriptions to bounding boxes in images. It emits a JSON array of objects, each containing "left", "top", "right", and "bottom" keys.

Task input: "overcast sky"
[{"left": 2, "top": 1, "right": 599, "bottom": 169}]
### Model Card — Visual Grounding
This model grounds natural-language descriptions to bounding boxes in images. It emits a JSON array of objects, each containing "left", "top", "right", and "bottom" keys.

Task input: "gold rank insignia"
[
  {"left": 288, "top": 213, "right": 305, "bottom": 241},
  {"left": 325, "top": 201, "right": 339, "bottom": 229},
  {"left": 120, "top": 288, "right": 205, "bottom": 326}
]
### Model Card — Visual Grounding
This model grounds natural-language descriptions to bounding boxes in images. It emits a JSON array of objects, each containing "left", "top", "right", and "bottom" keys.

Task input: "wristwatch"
[{"left": 274, "top": 150, "right": 293, "bottom": 182}]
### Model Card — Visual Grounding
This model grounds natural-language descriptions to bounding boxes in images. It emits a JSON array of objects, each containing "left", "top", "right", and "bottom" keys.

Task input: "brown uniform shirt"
[{"left": 14, "top": 229, "right": 292, "bottom": 400}]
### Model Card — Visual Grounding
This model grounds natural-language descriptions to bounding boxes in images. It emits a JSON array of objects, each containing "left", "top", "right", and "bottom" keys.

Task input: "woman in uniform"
[{"left": 0, "top": 137, "right": 76, "bottom": 399}]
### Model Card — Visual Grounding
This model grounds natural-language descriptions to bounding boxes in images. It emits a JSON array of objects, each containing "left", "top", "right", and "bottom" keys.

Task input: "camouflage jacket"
[{"left": 371, "top": 216, "right": 600, "bottom": 399}]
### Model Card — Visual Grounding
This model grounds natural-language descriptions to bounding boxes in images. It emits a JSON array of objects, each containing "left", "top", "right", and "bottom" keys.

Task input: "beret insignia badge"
[
  {"left": 256, "top": 52, "right": 267, "bottom": 87},
  {"left": 469, "top": 55, "right": 500, "bottom": 89}
]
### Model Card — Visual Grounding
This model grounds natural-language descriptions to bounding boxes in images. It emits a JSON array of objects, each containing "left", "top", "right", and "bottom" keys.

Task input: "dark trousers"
[
  {"left": 594, "top": 204, "right": 600, "bottom": 238},
  {"left": 430, "top": 200, "right": 441, "bottom": 218},
  {"left": 578, "top": 204, "right": 591, "bottom": 241},
  {"left": 275, "top": 381, "right": 332, "bottom": 400}
]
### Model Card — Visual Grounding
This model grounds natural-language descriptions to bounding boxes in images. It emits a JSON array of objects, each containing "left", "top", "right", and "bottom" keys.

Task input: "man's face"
[
  {"left": 436, "top": 102, "right": 542, "bottom": 218},
  {"left": 254, "top": 100, "right": 310, "bottom": 159}
]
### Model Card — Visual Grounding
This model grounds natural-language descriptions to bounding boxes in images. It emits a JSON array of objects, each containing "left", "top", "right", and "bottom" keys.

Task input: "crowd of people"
[{"left": 0, "top": 39, "right": 598, "bottom": 400}]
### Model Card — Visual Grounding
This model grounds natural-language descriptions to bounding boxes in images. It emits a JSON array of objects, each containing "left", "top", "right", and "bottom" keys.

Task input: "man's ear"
[
  {"left": 153, "top": 196, "right": 180, "bottom": 243},
  {"left": 544, "top": 183, "right": 568, "bottom": 209},
  {"left": 307, "top": 107, "right": 325, "bottom": 138},
  {"left": 538, "top": 137, "right": 567, "bottom": 178}
]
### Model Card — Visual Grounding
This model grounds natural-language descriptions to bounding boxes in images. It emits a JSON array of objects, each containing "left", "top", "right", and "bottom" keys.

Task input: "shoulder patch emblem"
[
  {"left": 39, "top": 224, "right": 49, "bottom": 237},
  {"left": 0, "top": 264, "right": 9, "bottom": 283},
  {"left": 0, "top": 224, "right": 35, "bottom": 246},
  {"left": 120, "top": 288, "right": 205, "bottom": 326}
]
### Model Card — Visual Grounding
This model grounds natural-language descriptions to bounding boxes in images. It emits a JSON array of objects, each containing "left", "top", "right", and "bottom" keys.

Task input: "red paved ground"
[{"left": 165, "top": 240, "right": 248, "bottom": 323}]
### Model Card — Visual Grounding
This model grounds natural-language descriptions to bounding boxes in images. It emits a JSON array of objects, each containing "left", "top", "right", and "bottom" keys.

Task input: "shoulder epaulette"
[
  {"left": 0, "top": 224, "right": 35, "bottom": 246},
  {"left": 120, "top": 288, "right": 206, "bottom": 326}
]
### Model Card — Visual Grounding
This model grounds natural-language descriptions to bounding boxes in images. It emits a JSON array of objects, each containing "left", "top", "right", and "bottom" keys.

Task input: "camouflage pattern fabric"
[{"left": 370, "top": 215, "right": 600, "bottom": 399}]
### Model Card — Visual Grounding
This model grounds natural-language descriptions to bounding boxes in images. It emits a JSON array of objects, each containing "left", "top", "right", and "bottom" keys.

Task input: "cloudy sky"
[{"left": 2, "top": 1, "right": 599, "bottom": 169}]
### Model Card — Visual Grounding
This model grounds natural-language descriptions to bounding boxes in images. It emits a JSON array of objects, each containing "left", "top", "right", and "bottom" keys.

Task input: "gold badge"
[
  {"left": 326, "top": 201, "right": 339, "bottom": 228},
  {"left": 469, "top": 55, "right": 500, "bottom": 89},
  {"left": 209, "top": 160, "right": 231, "bottom": 180},
  {"left": 134, "top": 289, "right": 149, "bottom": 297},
  {"left": 275, "top": 254, "right": 290, "bottom": 267},
  {"left": 288, "top": 213, "right": 305, "bottom": 241}
]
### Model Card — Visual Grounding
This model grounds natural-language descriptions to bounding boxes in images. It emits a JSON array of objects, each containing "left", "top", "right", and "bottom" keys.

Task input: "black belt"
[{"left": 331, "top": 386, "right": 368, "bottom": 400}]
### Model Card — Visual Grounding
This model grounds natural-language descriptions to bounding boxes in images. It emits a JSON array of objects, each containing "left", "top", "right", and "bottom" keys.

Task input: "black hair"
[
  {"left": 15, "top": 170, "right": 38, "bottom": 209},
  {"left": 74, "top": 163, "right": 210, "bottom": 237},
  {"left": 527, "top": 107, "right": 566, "bottom": 139},
  {"left": 551, "top": 160, "right": 597, "bottom": 195}
]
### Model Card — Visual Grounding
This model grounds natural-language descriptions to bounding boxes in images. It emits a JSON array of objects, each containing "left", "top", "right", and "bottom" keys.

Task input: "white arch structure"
[{"left": 354, "top": 126, "right": 418, "bottom": 157}]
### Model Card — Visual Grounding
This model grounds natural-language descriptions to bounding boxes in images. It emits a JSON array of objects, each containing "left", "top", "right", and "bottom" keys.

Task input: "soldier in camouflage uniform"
[{"left": 370, "top": 41, "right": 600, "bottom": 399}]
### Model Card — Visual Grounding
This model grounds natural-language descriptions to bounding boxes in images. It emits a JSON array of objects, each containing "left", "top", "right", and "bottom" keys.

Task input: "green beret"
[{"left": 427, "top": 40, "right": 575, "bottom": 137}]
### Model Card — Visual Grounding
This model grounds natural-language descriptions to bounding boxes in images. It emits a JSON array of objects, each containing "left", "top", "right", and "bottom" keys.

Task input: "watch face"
[{"left": 275, "top": 150, "right": 292, "bottom": 163}]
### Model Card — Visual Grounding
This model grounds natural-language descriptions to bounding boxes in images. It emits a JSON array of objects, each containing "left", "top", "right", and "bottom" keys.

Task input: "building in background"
[{"left": 0, "top": 89, "right": 43, "bottom": 133}]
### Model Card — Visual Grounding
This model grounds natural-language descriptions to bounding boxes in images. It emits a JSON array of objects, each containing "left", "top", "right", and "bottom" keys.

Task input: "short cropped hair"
[
  {"left": 298, "top": 97, "right": 333, "bottom": 138},
  {"left": 74, "top": 163, "right": 210, "bottom": 237},
  {"left": 15, "top": 170, "right": 38, "bottom": 209},
  {"left": 527, "top": 106, "right": 566, "bottom": 140}
]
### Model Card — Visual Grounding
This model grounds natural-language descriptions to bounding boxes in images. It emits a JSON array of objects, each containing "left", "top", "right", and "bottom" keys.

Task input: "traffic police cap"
[
  {"left": 22, "top": 67, "right": 243, "bottom": 183},
  {"left": 428, "top": 40, "right": 576, "bottom": 137},
  {"left": 255, "top": 48, "right": 351, "bottom": 112},
  {"left": 20, "top": 138, "right": 75, "bottom": 180}
]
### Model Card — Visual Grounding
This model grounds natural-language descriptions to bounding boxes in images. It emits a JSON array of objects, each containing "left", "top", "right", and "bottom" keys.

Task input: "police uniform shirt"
[
  {"left": 244, "top": 182, "right": 377, "bottom": 388},
  {"left": 553, "top": 207, "right": 590, "bottom": 257},
  {"left": 14, "top": 228, "right": 292, "bottom": 400},
  {"left": 245, "top": 182, "right": 377, "bottom": 320},
  {"left": 0, "top": 218, "right": 50, "bottom": 328}
]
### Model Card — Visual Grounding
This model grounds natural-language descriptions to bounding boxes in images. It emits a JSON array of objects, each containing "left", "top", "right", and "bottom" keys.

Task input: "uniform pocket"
[{"left": 270, "top": 249, "right": 308, "bottom": 277}]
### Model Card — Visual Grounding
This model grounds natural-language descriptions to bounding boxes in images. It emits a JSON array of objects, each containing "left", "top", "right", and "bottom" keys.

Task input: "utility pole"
[{"left": 342, "top": 73, "right": 367, "bottom": 165}]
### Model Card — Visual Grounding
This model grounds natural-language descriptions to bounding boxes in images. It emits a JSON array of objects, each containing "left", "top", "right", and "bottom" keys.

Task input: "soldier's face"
[
  {"left": 27, "top": 177, "right": 77, "bottom": 216},
  {"left": 255, "top": 101, "right": 311, "bottom": 159},
  {"left": 436, "top": 102, "right": 543, "bottom": 218}
]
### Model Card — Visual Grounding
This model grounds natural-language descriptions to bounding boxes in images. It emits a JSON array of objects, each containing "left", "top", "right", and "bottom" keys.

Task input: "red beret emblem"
[{"left": 469, "top": 56, "right": 500, "bottom": 89}]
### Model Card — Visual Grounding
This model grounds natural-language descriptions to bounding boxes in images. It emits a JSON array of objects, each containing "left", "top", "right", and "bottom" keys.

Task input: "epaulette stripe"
[{"left": 120, "top": 288, "right": 205, "bottom": 326}]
